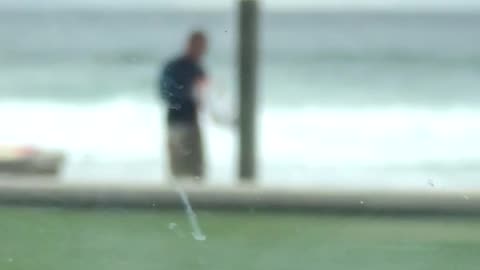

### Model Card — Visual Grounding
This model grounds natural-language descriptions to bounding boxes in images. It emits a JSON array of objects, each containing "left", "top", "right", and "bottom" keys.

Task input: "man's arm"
[
  {"left": 193, "top": 76, "right": 208, "bottom": 111},
  {"left": 158, "top": 63, "right": 173, "bottom": 103},
  {"left": 193, "top": 65, "right": 208, "bottom": 110}
]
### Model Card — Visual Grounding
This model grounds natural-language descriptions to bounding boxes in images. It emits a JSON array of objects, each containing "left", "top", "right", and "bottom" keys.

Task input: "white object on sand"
[{"left": 0, "top": 145, "right": 64, "bottom": 176}]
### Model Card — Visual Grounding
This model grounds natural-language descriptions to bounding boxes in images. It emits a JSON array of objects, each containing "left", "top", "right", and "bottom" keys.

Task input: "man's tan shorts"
[{"left": 167, "top": 123, "right": 204, "bottom": 179}]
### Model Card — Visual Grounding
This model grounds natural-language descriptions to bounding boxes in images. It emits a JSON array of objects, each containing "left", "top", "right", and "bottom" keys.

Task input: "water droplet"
[
  {"left": 360, "top": 201, "right": 364, "bottom": 205},
  {"left": 170, "top": 104, "right": 182, "bottom": 110},
  {"left": 428, "top": 179, "right": 435, "bottom": 187},
  {"left": 152, "top": 203, "right": 156, "bottom": 207},
  {"left": 180, "top": 147, "right": 192, "bottom": 156},
  {"left": 197, "top": 256, "right": 207, "bottom": 265},
  {"left": 192, "top": 232, "right": 207, "bottom": 241},
  {"left": 176, "top": 186, "right": 206, "bottom": 241},
  {"left": 464, "top": 195, "right": 470, "bottom": 200},
  {"left": 168, "top": 222, "right": 177, "bottom": 230},
  {"left": 7, "top": 258, "right": 13, "bottom": 263}
]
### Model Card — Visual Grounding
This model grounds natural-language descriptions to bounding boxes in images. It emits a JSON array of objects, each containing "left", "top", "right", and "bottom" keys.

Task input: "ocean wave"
[{"left": 0, "top": 99, "right": 479, "bottom": 181}]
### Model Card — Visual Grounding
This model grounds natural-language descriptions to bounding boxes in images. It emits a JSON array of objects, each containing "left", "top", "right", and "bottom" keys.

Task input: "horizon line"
[{"left": 2, "top": 6, "right": 480, "bottom": 13}]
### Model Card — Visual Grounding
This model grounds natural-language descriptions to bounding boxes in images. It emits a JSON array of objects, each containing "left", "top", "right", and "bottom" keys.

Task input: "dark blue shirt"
[{"left": 159, "top": 56, "right": 205, "bottom": 124}]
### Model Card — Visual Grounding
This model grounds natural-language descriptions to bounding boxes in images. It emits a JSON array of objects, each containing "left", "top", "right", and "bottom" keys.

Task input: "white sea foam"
[{"left": 0, "top": 100, "right": 479, "bottom": 187}]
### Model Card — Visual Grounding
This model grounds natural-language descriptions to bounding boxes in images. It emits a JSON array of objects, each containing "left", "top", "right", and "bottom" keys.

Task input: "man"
[{"left": 159, "top": 31, "right": 208, "bottom": 180}]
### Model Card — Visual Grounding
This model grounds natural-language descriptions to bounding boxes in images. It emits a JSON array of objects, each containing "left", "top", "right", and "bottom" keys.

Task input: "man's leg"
[
  {"left": 168, "top": 124, "right": 184, "bottom": 177},
  {"left": 187, "top": 122, "right": 204, "bottom": 179},
  {"left": 168, "top": 123, "right": 204, "bottom": 180}
]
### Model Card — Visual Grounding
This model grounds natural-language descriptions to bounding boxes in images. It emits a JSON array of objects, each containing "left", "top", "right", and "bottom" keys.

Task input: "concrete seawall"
[{"left": 0, "top": 180, "right": 479, "bottom": 216}]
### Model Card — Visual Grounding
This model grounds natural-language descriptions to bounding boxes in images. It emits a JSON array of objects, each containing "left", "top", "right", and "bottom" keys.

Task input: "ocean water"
[{"left": 1, "top": 10, "right": 480, "bottom": 187}]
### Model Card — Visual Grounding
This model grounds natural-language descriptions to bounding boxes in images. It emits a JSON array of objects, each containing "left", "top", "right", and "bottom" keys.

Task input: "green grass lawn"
[{"left": 1, "top": 206, "right": 479, "bottom": 270}]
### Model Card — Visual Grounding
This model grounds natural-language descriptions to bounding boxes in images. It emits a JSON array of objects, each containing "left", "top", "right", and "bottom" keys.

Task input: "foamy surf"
[{"left": 1, "top": 100, "right": 480, "bottom": 185}]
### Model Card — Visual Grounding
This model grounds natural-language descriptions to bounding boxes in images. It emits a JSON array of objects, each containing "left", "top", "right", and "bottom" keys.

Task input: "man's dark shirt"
[{"left": 159, "top": 56, "right": 205, "bottom": 125}]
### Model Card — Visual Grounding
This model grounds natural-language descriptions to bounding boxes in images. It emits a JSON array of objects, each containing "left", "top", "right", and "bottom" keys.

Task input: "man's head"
[{"left": 186, "top": 31, "right": 207, "bottom": 61}]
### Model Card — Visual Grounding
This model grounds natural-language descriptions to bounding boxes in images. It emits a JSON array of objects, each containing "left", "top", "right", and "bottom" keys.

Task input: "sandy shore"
[{"left": 0, "top": 178, "right": 478, "bottom": 215}]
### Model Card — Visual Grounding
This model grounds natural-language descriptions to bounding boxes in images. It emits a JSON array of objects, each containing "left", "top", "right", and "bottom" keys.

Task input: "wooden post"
[{"left": 238, "top": 0, "right": 258, "bottom": 181}]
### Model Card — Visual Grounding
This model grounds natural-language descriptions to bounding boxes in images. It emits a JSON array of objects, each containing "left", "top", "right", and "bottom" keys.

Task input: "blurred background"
[
  {"left": 1, "top": 0, "right": 480, "bottom": 187},
  {"left": 1, "top": 1, "right": 480, "bottom": 270}
]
